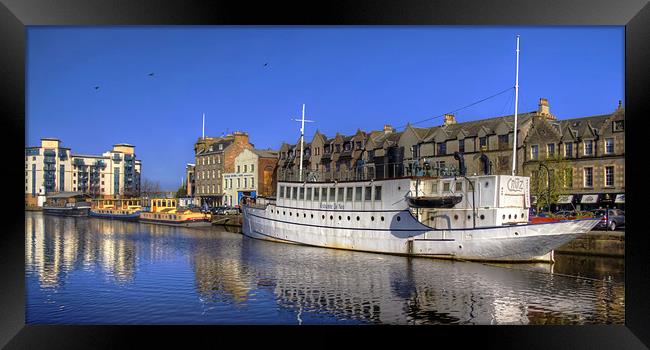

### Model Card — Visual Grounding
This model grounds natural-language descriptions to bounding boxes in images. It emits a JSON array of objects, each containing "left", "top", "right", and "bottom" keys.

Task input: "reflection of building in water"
[
  {"left": 25, "top": 213, "right": 137, "bottom": 288},
  {"left": 190, "top": 236, "right": 255, "bottom": 304}
]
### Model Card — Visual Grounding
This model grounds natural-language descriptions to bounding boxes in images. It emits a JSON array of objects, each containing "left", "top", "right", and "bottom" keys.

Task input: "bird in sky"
[
  {"left": 94, "top": 86, "right": 99, "bottom": 90},
  {"left": 148, "top": 73, "right": 154, "bottom": 76},
  {"left": 263, "top": 63, "right": 268, "bottom": 67}
]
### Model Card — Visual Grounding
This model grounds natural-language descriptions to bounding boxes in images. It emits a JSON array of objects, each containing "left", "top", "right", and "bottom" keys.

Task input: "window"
[
  {"left": 613, "top": 120, "right": 624, "bottom": 132},
  {"left": 479, "top": 137, "right": 487, "bottom": 149},
  {"left": 605, "top": 138, "right": 614, "bottom": 154},
  {"left": 411, "top": 145, "right": 419, "bottom": 158},
  {"left": 547, "top": 143, "right": 555, "bottom": 158},
  {"left": 584, "top": 140, "right": 594, "bottom": 156},
  {"left": 437, "top": 142, "right": 446, "bottom": 155},
  {"left": 292, "top": 187, "right": 297, "bottom": 200},
  {"left": 355, "top": 187, "right": 362, "bottom": 201},
  {"left": 356, "top": 141, "right": 362, "bottom": 150},
  {"left": 605, "top": 166, "right": 614, "bottom": 187},
  {"left": 564, "top": 169, "right": 573, "bottom": 188},
  {"left": 346, "top": 187, "right": 353, "bottom": 201},
  {"left": 374, "top": 186, "right": 382, "bottom": 201},
  {"left": 299, "top": 187, "right": 305, "bottom": 200},
  {"left": 244, "top": 178, "right": 247, "bottom": 188},
  {"left": 237, "top": 178, "right": 241, "bottom": 188},
  {"left": 237, "top": 165, "right": 241, "bottom": 173},
  {"left": 443, "top": 182, "right": 451, "bottom": 192},
  {"left": 365, "top": 186, "right": 372, "bottom": 201},
  {"left": 565, "top": 143, "right": 573, "bottom": 158},
  {"left": 219, "top": 144, "right": 223, "bottom": 150},
  {"left": 584, "top": 167, "right": 593, "bottom": 187},
  {"left": 306, "top": 188, "right": 312, "bottom": 201},
  {"left": 321, "top": 188, "right": 327, "bottom": 201},
  {"left": 313, "top": 187, "right": 319, "bottom": 201},
  {"left": 285, "top": 186, "right": 291, "bottom": 199},
  {"left": 337, "top": 187, "right": 344, "bottom": 202},
  {"left": 329, "top": 188, "right": 335, "bottom": 202},
  {"left": 244, "top": 165, "right": 247, "bottom": 172},
  {"left": 498, "top": 135, "right": 509, "bottom": 149},
  {"left": 251, "top": 164, "right": 255, "bottom": 172},
  {"left": 455, "top": 182, "right": 462, "bottom": 191},
  {"left": 531, "top": 145, "right": 539, "bottom": 160},
  {"left": 325, "top": 145, "right": 331, "bottom": 154},
  {"left": 251, "top": 177, "right": 254, "bottom": 187},
  {"left": 458, "top": 139, "right": 465, "bottom": 153}
]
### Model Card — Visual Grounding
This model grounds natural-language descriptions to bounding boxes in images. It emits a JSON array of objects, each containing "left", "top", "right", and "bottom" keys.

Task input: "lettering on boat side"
[
  {"left": 507, "top": 178, "right": 526, "bottom": 192},
  {"left": 320, "top": 203, "right": 345, "bottom": 210}
]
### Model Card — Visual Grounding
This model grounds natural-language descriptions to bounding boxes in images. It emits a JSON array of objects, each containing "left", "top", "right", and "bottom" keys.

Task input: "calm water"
[{"left": 25, "top": 212, "right": 624, "bottom": 325}]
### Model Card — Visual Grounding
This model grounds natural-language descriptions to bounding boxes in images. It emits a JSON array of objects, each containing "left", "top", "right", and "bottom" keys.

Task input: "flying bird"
[
  {"left": 148, "top": 73, "right": 154, "bottom": 76},
  {"left": 94, "top": 86, "right": 100, "bottom": 90},
  {"left": 263, "top": 63, "right": 268, "bottom": 67}
]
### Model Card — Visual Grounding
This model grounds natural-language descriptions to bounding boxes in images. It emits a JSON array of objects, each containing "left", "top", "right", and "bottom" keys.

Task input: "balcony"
[
  {"left": 124, "top": 154, "right": 134, "bottom": 161},
  {"left": 43, "top": 150, "right": 56, "bottom": 157},
  {"left": 26, "top": 148, "right": 40, "bottom": 156},
  {"left": 44, "top": 156, "right": 56, "bottom": 163}
]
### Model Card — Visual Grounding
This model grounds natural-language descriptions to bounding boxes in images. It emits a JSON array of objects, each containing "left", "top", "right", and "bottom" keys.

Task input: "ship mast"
[
  {"left": 293, "top": 104, "right": 314, "bottom": 182},
  {"left": 511, "top": 35, "right": 520, "bottom": 176}
]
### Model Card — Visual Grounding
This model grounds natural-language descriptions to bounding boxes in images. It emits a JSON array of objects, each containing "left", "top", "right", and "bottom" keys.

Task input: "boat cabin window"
[
  {"left": 313, "top": 188, "right": 319, "bottom": 201},
  {"left": 365, "top": 186, "right": 372, "bottom": 201},
  {"left": 375, "top": 186, "right": 382, "bottom": 201},
  {"left": 280, "top": 186, "right": 285, "bottom": 198},
  {"left": 306, "top": 188, "right": 312, "bottom": 201},
  {"left": 346, "top": 187, "right": 353, "bottom": 202},
  {"left": 299, "top": 187, "right": 305, "bottom": 200},
  {"left": 455, "top": 182, "right": 463, "bottom": 192},
  {"left": 443, "top": 182, "right": 451, "bottom": 192},
  {"left": 292, "top": 187, "right": 297, "bottom": 200},
  {"left": 337, "top": 188, "right": 344, "bottom": 202},
  {"left": 355, "top": 187, "right": 362, "bottom": 201},
  {"left": 432, "top": 183, "right": 438, "bottom": 193},
  {"left": 467, "top": 180, "right": 476, "bottom": 191},
  {"left": 329, "top": 188, "right": 335, "bottom": 202}
]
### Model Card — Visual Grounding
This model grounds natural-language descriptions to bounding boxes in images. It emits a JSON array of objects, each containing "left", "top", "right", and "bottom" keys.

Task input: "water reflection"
[{"left": 26, "top": 212, "right": 624, "bottom": 324}]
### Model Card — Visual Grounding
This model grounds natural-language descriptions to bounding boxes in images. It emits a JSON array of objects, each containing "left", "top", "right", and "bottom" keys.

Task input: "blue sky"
[{"left": 26, "top": 26, "right": 623, "bottom": 190}]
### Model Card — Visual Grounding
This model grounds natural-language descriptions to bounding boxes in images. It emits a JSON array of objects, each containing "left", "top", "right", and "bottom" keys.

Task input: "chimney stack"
[
  {"left": 443, "top": 114, "right": 457, "bottom": 126},
  {"left": 233, "top": 131, "right": 249, "bottom": 145},
  {"left": 537, "top": 98, "right": 556, "bottom": 120},
  {"left": 383, "top": 124, "right": 394, "bottom": 134},
  {"left": 617, "top": 100, "right": 623, "bottom": 110}
]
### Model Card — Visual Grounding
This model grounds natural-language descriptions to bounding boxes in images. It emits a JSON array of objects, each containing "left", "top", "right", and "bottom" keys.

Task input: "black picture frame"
[{"left": 2, "top": 0, "right": 649, "bottom": 348}]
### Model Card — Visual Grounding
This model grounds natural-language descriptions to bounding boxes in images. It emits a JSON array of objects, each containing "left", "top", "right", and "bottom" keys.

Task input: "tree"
[
  {"left": 174, "top": 184, "right": 186, "bottom": 198},
  {"left": 530, "top": 155, "right": 572, "bottom": 213},
  {"left": 140, "top": 178, "right": 161, "bottom": 198}
]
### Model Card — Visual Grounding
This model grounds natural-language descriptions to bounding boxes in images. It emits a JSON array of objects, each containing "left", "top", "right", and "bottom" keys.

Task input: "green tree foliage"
[
  {"left": 174, "top": 184, "right": 186, "bottom": 198},
  {"left": 529, "top": 154, "right": 572, "bottom": 212}
]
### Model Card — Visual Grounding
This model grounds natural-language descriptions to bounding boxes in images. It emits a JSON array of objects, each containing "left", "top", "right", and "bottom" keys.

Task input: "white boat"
[{"left": 242, "top": 36, "right": 599, "bottom": 262}]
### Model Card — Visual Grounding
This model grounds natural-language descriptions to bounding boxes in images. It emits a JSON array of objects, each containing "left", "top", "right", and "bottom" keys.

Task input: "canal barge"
[
  {"left": 139, "top": 198, "right": 212, "bottom": 227},
  {"left": 42, "top": 192, "right": 92, "bottom": 217},
  {"left": 89, "top": 198, "right": 142, "bottom": 220}
]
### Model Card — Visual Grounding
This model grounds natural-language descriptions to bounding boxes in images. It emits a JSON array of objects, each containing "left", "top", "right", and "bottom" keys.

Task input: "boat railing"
[{"left": 278, "top": 162, "right": 461, "bottom": 183}]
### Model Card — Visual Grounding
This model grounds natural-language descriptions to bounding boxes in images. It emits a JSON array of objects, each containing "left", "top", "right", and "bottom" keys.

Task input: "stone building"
[
  {"left": 25, "top": 138, "right": 141, "bottom": 206},
  {"left": 185, "top": 163, "right": 195, "bottom": 197},
  {"left": 274, "top": 98, "right": 624, "bottom": 212},
  {"left": 222, "top": 148, "right": 278, "bottom": 206},
  {"left": 193, "top": 131, "right": 253, "bottom": 207}
]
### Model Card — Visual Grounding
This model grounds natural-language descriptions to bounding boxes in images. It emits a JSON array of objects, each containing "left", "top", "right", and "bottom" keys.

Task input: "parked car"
[
  {"left": 222, "top": 207, "right": 240, "bottom": 215},
  {"left": 211, "top": 206, "right": 226, "bottom": 215},
  {"left": 592, "top": 209, "right": 625, "bottom": 231}
]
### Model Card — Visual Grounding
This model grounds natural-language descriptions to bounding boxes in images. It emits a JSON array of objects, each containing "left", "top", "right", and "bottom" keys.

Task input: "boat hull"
[
  {"left": 139, "top": 218, "right": 212, "bottom": 227},
  {"left": 43, "top": 207, "right": 89, "bottom": 217},
  {"left": 241, "top": 205, "right": 599, "bottom": 262},
  {"left": 89, "top": 211, "right": 141, "bottom": 221}
]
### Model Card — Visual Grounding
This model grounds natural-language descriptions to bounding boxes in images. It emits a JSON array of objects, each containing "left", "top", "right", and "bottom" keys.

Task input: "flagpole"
[
  {"left": 511, "top": 35, "right": 520, "bottom": 176},
  {"left": 299, "top": 104, "right": 305, "bottom": 182}
]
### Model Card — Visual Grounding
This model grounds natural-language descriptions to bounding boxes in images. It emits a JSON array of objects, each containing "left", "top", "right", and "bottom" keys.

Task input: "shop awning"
[
  {"left": 580, "top": 194, "right": 599, "bottom": 204},
  {"left": 615, "top": 194, "right": 625, "bottom": 203},
  {"left": 557, "top": 195, "right": 574, "bottom": 204}
]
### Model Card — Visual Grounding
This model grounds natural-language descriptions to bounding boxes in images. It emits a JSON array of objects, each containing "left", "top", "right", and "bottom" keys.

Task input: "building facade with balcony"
[{"left": 25, "top": 139, "right": 141, "bottom": 205}]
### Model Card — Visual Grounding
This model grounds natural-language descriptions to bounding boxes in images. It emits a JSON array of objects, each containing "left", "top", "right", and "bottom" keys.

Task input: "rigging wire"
[{"left": 394, "top": 86, "right": 515, "bottom": 130}]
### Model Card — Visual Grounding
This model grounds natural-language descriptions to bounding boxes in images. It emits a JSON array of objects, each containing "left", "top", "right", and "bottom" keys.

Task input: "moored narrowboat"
[
  {"left": 42, "top": 192, "right": 92, "bottom": 217},
  {"left": 90, "top": 198, "right": 142, "bottom": 220},
  {"left": 139, "top": 198, "right": 211, "bottom": 227}
]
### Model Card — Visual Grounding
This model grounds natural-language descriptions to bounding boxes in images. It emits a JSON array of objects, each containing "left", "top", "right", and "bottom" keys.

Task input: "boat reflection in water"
[{"left": 26, "top": 212, "right": 624, "bottom": 325}]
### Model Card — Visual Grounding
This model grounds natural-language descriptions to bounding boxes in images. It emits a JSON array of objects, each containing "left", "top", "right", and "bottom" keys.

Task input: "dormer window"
[
  {"left": 584, "top": 140, "right": 594, "bottom": 156},
  {"left": 479, "top": 137, "right": 488, "bottom": 150},
  {"left": 613, "top": 120, "right": 624, "bottom": 132},
  {"left": 219, "top": 144, "right": 223, "bottom": 150}
]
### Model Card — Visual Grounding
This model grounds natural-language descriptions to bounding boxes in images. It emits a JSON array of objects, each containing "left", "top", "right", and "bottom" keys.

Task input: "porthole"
[
  {"left": 330, "top": 215, "right": 333, "bottom": 220},
  {"left": 347, "top": 216, "right": 351, "bottom": 221},
  {"left": 322, "top": 215, "right": 325, "bottom": 220},
  {"left": 296, "top": 212, "right": 299, "bottom": 217},
  {"left": 290, "top": 212, "right": 292, "bottom": 216},
  {"left": 283, "top": 211, "right": 286, "bottom": 215},
  {"left": 485, "top": 182, "right": 489, "bottom": 187},
  {"left": 514, "top": 214, "right": 517, "bottom": 219},
  {"left": 381, "top": 216, "right": 385, "bottom": 221},
  {"left": 515, "top": 232, "right": 519, "bottom": 236},
  {"left": 398, "top": 186, "right": 401, "bottom": 190},
  {"left": 396, "top": 216, "right": 401, "bottom": 222},
  {"left": 508, "top": 214, "right": 511, "bottom": 219},
  {"left": 304, "top": 213, "right": 306, "bottom": 218},
  {"left": 454, "top": 215, "right": 459, "bottom": 220},
  {"left": 480, "top": 214, "right": 485, "bottom": 220},
  {"left": 522, "top": 212, "right": 525, "bottom": 218},
  {"left": 371, "top": 216, "right": 375, "bottom": 221},
  {"left": 311, "top": 214, "right": 314, "bottom": 219},
  {"left": 338, "top": 215, "right": 342, "bottom": 220},
  {"left": 468, "top": 215, "right": 471, "bottom": 220},
  {"left": 503, "top": 214, "right": 506, "bottom": 219},
  {"left": 271, "top": 209, "right": 273, "bottom": 213},
  {"left": 356, "top": 216, "right": 360, "bottom": 221}
]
